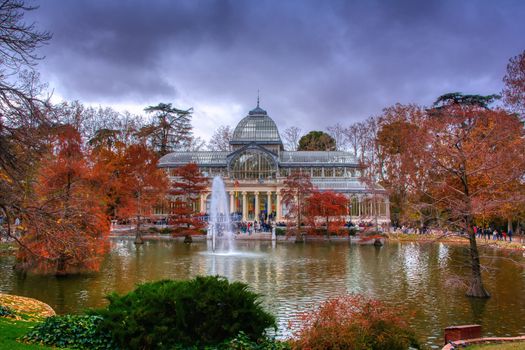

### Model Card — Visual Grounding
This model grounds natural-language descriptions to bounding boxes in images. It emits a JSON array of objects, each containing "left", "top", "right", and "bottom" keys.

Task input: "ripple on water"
[{"left": 199, "top": 251, "right": 266, "bottom": 258}]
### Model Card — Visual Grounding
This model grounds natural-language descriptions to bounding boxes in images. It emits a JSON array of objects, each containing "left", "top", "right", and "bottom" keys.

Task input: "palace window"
[
  {"left": 230, "top": 150, "right": 277, "bottom": 180},
  {"left": 312, "top": 168, "right": 322, "bottom": 177}
]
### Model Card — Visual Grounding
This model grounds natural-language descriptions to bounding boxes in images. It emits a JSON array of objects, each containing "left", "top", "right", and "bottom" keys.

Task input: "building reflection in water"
[{"left": 0, "top": 240, "right": 524, "bottom": 347}]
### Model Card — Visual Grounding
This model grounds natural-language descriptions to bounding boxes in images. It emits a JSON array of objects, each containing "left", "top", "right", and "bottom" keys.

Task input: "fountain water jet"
[{"left": 207, "top": 176, "right": 234, "bottom": 252}]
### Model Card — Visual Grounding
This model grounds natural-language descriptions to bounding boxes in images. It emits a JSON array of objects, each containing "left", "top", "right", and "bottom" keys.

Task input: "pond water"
[{"left": 1, "top": 239, "right": 524, "bottom": 348}]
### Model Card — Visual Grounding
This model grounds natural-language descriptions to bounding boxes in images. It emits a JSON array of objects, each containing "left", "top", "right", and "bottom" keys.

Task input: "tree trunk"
[
  {"left": 56, "top": 256, "right": 67, "bottom": 276},
  {"left": 134, "top": 215, "right": 143, "bottom": 244},
  {"left": 465, "top": 231, "right": 490, "bottom": 298}
]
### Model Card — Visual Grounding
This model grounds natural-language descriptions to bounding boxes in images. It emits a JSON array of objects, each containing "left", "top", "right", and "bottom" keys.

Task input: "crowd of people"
[
  {"left": 474, "top": 226, "right": 514, "bottom": 242},
  {"left": 392, "top": 224, "right": 520, "bottom": 243},
  {"left": 235, "top": 220, "right": 272, "bottom": 234}
]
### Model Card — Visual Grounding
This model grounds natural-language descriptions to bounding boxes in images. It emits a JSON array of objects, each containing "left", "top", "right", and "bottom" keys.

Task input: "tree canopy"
[
  {"left": 298, "top": 131, "right": 336, "bottom": 151},
  {"left": 502, "top": 49, "right": 525, "bottom": 117},
  {"left": 137, "top": 103, "right": 193, "bottom": 156}
]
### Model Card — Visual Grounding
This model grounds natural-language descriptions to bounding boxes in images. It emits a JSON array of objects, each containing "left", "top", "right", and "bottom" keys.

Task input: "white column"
[
  {"left": 385, "top": 197, "right": 390, "bottom": 222},
  {"left": 229, "top": 191, "right": 235, "bottom": 214},
  {"left": 276, "top": 192, "right": 282, "bottom": 221},
  {"left": 242, "top": 192, "right": 247, "bottom": 221},
  {"left": 254, "top": 191, "right": 260, "bottom": 221},
  {"left": 200, "top": 193, "right": 206, "bottom": 214},
  {"left": 358, "top": 197, "right": 362, "bottom": 217}
]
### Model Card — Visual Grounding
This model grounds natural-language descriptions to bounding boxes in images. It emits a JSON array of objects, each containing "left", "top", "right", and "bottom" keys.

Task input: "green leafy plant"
[
  {"left": 275, "top": 228, "right": 286, "bottom": 236},
  {"left": 92, "top": 275, "right": 276, "bottom": 349},
  {"left": 22, "top": 314, "right": 115, "bottom": 349},
  {"left": 0, "top": 305, "right": 15, "bottom": 318},
  {"left": 225, "top": 331, "right": 291, "bottom": 350},
  {"left": 291, "top": 294, "right": 422, "bottom": 350}
]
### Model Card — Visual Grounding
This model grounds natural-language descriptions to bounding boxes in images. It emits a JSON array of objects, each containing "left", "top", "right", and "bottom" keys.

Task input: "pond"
[{"left": 1, "top": 239, "right": 524, "bottom": 349}]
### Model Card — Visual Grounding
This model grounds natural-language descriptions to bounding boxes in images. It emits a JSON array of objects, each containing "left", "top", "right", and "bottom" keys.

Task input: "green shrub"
[
  {"left": 0, "top": 305, "right": 15, "bottom": 318},
  {"left": 275, "top": 228, "right": 286, "bottom": 236},
  {"left": 291, "top": 294, "right": 422, "bottom": 350},
  {"left": 169, "top": 332, "right": 291, "bottom": 350},
  {"left": 23, "top": 314, "right": 115, "bottom": 349},
  {"left": 93, "top": 275, "right": 276, "bottom": 349}
]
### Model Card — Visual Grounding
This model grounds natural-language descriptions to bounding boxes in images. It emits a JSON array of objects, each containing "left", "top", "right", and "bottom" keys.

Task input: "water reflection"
[{"left": 1, "top": 240, "right": 524, "bottom": 347}]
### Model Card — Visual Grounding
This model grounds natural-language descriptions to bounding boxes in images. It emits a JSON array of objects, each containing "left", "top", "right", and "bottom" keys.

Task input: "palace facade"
[{"left": 158, "top": 103, "right": 390, "bottom": 224}]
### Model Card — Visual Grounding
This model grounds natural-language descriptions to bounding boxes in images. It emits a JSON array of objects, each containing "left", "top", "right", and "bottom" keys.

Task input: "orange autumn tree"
[
  {"left": 89, "top": 128, "right": 130, "bottom": 219},
  {"left": 118, "top": 143, "right": 168, "bottom": 244},
  {"left": 16, "top": 125, "right": 109, "bottom": 275},
  {"left": 376, "top": 104, "right": 429, "bottom": 227},
  {"left": 281, "top": 171, "right": 314, "bottom": 239},
  {"left": 305, "top": 191, "right": 348, "bottom": 235},
  {"left": 169, "top": 163, "right": 207, "bottom": 243},
  {"left": 415, "top": 93, "right": 525, "bottom": 298}
]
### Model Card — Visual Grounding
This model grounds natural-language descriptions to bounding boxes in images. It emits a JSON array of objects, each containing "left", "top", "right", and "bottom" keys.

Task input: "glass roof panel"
[
  {"left": 158, "top": 151, "right": 229, "bottom": 167},
  {"left": 280, "top": 151, "right": 358, "bottom": 165}
]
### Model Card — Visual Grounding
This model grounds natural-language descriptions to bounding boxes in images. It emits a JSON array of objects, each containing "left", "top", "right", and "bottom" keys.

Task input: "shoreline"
[
  {"left": 109, "top": 231, "right": 525, "bottom": 251},
  {"left": 387, "top": 232, "right": 525, "bottom": 251}
]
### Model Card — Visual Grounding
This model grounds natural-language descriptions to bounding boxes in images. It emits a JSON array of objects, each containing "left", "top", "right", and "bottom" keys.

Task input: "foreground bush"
[
  {"left": 291, "top": 294, "right": 422, "bottom": 350},
  {"left": 23, "top": 314, "right": 115, "bottom": 349},
  {"left": 93, "top": 275, "right": 276, "bottom": 349}
]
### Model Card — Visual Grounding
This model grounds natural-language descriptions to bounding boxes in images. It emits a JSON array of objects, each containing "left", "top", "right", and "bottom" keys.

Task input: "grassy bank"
[
  {"left": 0, "top": 294, "right": 60, "bottom": 349},
  {"left": 0, "top": 318, "right": 63, "bottom": 350}
]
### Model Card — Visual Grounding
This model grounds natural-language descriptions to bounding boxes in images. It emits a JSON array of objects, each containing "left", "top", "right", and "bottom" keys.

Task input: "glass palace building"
[{"left": 158, "top": 103, "right": 390, "bottom": 224}]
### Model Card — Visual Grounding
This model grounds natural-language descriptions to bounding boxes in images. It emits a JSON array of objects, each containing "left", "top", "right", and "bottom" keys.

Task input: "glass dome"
[{"left": 231, "top": 105, "right": 283, "bottom": 146}]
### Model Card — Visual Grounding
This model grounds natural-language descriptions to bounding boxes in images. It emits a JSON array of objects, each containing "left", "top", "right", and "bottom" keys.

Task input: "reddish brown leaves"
[
  {"left": 291, "top": 294, "right": 417, "bottom": 350},
  {"left": 169, "top": 163, "right": 208, "bottom": 237},
  {"left": 281, "top": 171, "right": 314, "bottom": 229},
  {"left": 17, "top": 125, "right": 110, "bottom": 274},
  {"left": 305, "top": 191, "right": 348, "bottom": 234}
]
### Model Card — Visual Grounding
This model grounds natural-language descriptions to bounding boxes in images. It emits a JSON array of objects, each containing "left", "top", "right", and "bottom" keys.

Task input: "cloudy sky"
[{"left": 27, "top": 0, "right": 525, "bottom": 140}]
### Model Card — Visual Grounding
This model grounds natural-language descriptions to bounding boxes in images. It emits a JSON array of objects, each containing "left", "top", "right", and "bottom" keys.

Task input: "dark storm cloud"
[{"left": 28, "top": 0, "right": 525, "bottom": 132}]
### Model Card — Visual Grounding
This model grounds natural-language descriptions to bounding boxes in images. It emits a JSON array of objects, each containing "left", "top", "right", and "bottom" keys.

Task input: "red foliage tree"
[
  {"left": 414, "top": 94, "right": 525, "bottom": 297},
  {"left": 281, "top": 171, "right": 314, "bottom": 238},
  {"left": 169, "top": 163, "right": 208, "bottom": 242},
  {"left": 16, "top": 125, "right": 109, "bottom": 275},
  {"left": 376, "top": 104, "right": 428, "bottom": 227},
  {"left": 118, "top": 143, "right": 168, "bottom": 244},
  {"left": 305, "top": 191, "right": 348, "bottom": 235},
  {"left": 89, "top": 129, "right": 130, "bottom": 219}
]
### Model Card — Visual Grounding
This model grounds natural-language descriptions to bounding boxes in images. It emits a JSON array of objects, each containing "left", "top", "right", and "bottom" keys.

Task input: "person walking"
[{"left": 508, "top": 228, "right": 513, "bottom": 242}]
